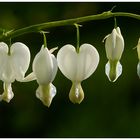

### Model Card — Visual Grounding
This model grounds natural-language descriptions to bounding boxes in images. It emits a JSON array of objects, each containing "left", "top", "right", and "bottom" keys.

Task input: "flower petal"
[
  {"left": 105, "top": 27, "right": 124, "bottom": 61},
  {"left": 22, "top": 54, "right": 58, "bottom": 83},
  {"left": 57, "top": 44, "right": 77, "bottom": 81},
  {"left": 22, "top": 72, "right": 36, "bottom": 82},
  {"left": 0, "top": 42, "right": 15, "bottom": 83},
  {"left": 0, "top": 42, "right": 9, "bottom": 53},
  {"left": 114, "top": 28, "right": 124, "bottom": 60},
  {"left": 36, "top": 83, "right": 56, "bottom": 107},
  {"left": 105, "top": 29, "right": 116, "bottom": 60},
  {"left": 105, "top": 61, "right": 122, "bottom": 82},
  {"left": 33, "top": 46, "right": 56, "bottom": 85},
  {"left": 137, "top": 38, "right": 140, "bottom": 60},
  {"left": 69, "top": 82, "right": 84, "bottom": 104},
  {"left": 50, "top": 47, "right": 58, "bottom": 54},
  {"left": 137, "top": 61, "right": 140, "bottom": 78},
  {"left": 77, "top": 43, "right": 99, "bottom": 81},
  {"left": 10, "top": 42, "right": 30, "bottom": 81},
  {"left": 57, "top": 44, "right": 99, "bottom": 82},
  {"left": 51, "top": 54, "right": 58, "bottom": 82},
  {"left": 0, "top": 83, "right": 14, "bottom": 103}
]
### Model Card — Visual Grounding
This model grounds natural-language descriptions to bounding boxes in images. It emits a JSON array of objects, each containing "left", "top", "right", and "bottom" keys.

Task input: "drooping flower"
[
  {"left": 23, "top": 45, "right": 58, "bottom": 107},
  {"left": 103, "top": 27, "right": 124, "bottom": 82},
  {"left": 57, "top": 43, "right": 99, "bottom": 104},
  {"left": 136, "top": 38, "right": 140, "bottom": 78},
  {"left": 0, "top": 42, "right": 30, "bottom": 102}
]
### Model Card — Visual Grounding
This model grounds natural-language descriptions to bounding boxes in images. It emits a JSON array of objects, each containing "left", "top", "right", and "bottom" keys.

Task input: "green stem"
[
  {"left": 8, "top": 38, "right": 12, "bottom": 55},
  {"left": 41, "top": 31, "right": 47, "bottom": 48},
  {"left": 1, "top": 11, "right": 140, "bottom": 41},
  {"left": 114, "top": 17, "right": 117, "bottom": 28},
  {"left": 74, "top": 23, "right": 81, "bottom": 53}
]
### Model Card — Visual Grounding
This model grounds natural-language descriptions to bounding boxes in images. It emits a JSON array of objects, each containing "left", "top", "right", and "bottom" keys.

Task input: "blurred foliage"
[{"left": 0, "top": 2, "right": 140, "bottom": 138}]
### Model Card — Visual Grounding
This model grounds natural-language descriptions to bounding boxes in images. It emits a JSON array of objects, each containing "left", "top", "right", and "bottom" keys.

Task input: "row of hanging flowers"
[{"left": 0, "top": 24, "right": 139, "bottom": 107}]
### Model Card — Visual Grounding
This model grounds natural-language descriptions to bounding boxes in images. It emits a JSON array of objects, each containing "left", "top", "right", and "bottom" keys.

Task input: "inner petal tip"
[{"left": 69, "top": 82, "right": 84, "bottom": 104}]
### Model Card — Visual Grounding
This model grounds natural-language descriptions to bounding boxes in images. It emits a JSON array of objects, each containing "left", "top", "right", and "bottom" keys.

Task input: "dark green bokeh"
[{"left": 0, "top": 2, "right": 140, "bottom": 138}]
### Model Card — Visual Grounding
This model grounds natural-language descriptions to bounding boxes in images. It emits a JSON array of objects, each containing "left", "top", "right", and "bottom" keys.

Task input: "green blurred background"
[{"left": 0, "top": 2, "right": 140, "bottom": 138}]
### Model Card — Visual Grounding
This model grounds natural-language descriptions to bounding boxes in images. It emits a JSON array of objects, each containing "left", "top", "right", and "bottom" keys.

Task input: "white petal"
[
  {"left": 50, "top": 47, "right": 58, "bottom": 53},
  {"left": 0, "top": 42, "right": 9, "bottom": 53},
  {"left": 21, "top": 72, "right": 36, "bottom": 82},
  {"left": 105, "top": 61, "right": 122, "bottom": 82},
  {"left": 33, "top": 46, "right": 56, "bottom": 85},
  {"left": 22, "top": 55, "right": 58, "bottom": 83},
  {"left": 116, "top": 62, "right": 122, "bottom": 79},
  {"left": 114, "top": 31, "right": 124, "bottom": 60},
  {"left": 105, "top": 29, "right": 116, "bottom": 60},
  {"left": 10, "top": 42, "right": 30, "bottom": 81},
  {"left": 116, "top": 27, "right": 121, "bottom": 34},
  {"left": 57, "top": 44, "right": 77, "bottom": 81},
  {"left": 0, "top": 43, "right": 15, "bottom": 83},
  {"left": 51, "top": 54, "right": 58, "bottom": 81},
  {"left": 0, "top": 83, "right": 14, "bottom": 103},
  {"left": 36, "top": 83, "right": 56, "bottom": 107},
  {"left": 137, "top": 61, "right": 140, "bottom": 78},
  {"left": 102, "top": 34, "right": 110, "bottom": 43},
  {"left": 77, "top": 44, "right": 99, "bottom": 81},
  {"left": 137, "top": 38, "right": 140, "bottom": 60},
  {"left": 105, "top": 27, "right": 124, "bottom": 61},
  {"left": 57, "top": 44, "right": 99, "bottom": 82}
]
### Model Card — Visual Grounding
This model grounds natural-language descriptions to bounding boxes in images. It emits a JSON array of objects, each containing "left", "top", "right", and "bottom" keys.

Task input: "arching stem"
[{"left": 1, "top": 11, "right": 140, "bottom": 41}]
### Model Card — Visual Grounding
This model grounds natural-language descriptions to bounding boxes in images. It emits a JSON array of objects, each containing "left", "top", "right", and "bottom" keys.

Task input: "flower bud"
[{"left": 104, "top": 27, "right": 124, "bottom": 82}]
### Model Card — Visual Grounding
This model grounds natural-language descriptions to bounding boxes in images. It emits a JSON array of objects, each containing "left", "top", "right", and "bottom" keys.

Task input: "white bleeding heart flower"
[
  {"left": 0, "top": 42, "right": 30, "bottom": 102},
  {"left": 57, "top": 43, "right": 99, "bottom": 104},
  {"left": 104, "top": 27, "right": 124, "bottom": 82},
  {"left": 136, "top": 38, "right": 140, "bottom": 78},
  {"left": 23, "top": 45, "right": 58, "bottom": 107}
]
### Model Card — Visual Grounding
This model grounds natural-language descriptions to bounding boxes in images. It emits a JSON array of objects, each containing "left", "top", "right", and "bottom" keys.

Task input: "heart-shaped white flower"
[
  {"left": 57, "top": 43, "right": 99, "bottom": 104},
  {"left": 23, "top": 45, "right": 58, "bottom": 107},
  {"left": 0, "top": 42, "right": 30, "bottom": 102}
]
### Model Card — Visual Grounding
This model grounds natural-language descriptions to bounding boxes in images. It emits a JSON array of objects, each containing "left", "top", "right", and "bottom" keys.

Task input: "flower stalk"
[
  {"left": 40, "top": 31, "right": 48, "bottom": 48},
  {"left": 74, "top": 23, "right": 82, "bottom": 53},
  {"left": 0, "top": 11, "right": 140, "bottom": 41}
]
